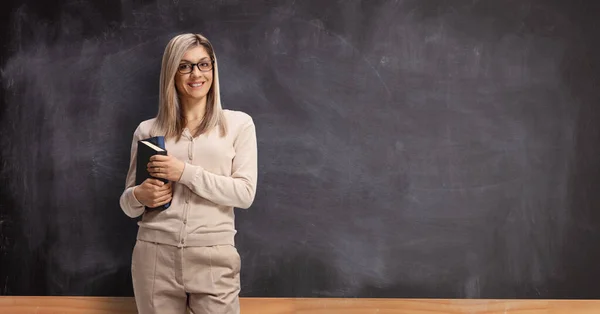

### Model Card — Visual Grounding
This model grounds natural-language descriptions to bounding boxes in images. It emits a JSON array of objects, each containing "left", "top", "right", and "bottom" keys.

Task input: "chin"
[
  {"left": 193, "top": 92, "right": 209, "bottom": 99},
  {"left": 185, "top": 95, "right": 208, "bottom": 102},
  {"left": 184, "top": 89, "right": 209, "bottom": 99}
]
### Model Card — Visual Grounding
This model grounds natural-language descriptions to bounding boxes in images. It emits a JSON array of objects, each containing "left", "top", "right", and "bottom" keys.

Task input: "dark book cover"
[{"left": 135, "top": 136, "right": 171, "bottom": 211}]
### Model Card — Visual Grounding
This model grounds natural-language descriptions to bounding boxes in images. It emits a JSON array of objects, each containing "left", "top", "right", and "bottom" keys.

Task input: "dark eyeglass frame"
[{"left": 177, "top": 60, "right": 214, "bottom": 74}]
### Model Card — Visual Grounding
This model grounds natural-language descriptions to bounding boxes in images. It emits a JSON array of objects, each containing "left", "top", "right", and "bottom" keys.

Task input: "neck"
[{"left": 181, "top": 96, "right": 207, "bottom": 125}]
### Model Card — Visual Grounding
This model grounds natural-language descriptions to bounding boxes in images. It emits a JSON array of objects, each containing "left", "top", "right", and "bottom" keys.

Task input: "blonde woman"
[{"left": 119, "top": 33, "right": 257, "bottom": 314}]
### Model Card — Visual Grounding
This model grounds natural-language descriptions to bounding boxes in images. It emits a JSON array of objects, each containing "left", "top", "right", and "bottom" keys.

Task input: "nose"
[{"left": 190, "top": 65, "right": 202, "bottom": 77}]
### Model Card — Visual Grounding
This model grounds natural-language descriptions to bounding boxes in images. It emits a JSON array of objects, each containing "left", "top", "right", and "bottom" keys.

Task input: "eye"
[{"left": 178, "top": 64, "right": 192, "bottom": 71}]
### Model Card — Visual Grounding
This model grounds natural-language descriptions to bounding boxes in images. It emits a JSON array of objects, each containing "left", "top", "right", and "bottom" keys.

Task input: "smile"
[{"left": 188, "top": 82, "right": 205, "bottom": 88}]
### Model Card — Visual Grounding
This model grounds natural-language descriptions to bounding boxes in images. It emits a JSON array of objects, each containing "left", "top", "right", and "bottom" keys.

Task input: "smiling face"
[{"left": 174, "top": 45, "right": 213, "bottom": 104}]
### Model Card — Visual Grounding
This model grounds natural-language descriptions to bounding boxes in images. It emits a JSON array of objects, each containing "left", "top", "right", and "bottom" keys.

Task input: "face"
[{"left": 174, "top": 45, "right": 213, "bottom": 103}]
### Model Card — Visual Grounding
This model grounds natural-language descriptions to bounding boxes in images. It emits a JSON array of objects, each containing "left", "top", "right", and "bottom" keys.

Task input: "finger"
[
  {"left": 153, "top": 198, "right": 172, "bottom": 208},
  {"left": 150, "top": 155, "right": 168, "bottom": 162},
  {"left": 154, "top": 194, "right": 173, "bottom": 206},
  {"left": 163, "top": 196, "right": 173, "bottom": 206},
  {"left": 143, "top": 179, "right": 158, "bottom": 187},
  {"left": 148, "top": 165, "right": 165, "bottom": 174},
  {"left": 147, "top": 161, "right": 166, "bottom": 170},
  {"left": 154, "top": 191, "right": 170, "bottom": 200},
  {"left": 155, "top": 192, "right": 172, "bottom": 202},
  {"left": 151, "top": 172, "right": 166, "bottom": 180},
  {"left": 148, "top": 165, "right": 168, "bottom": 176},
  {"left": 147, "top": 166, "right": 159, "bottom": 175},
  {"left": 155, "top": 187, "right": 172, "bottom": 197}
]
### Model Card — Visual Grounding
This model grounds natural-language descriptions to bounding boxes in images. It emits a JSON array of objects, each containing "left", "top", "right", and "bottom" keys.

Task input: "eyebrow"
[{"left": 180, "top": 57, "right": 211, "bottom": 63}]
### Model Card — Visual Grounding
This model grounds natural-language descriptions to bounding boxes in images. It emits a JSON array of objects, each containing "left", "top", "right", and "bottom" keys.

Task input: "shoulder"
[
  {"left": 222, "top": 109, "right": 255, "bottom": 142},
  {"left": 223, "top": 109, "right": 254, "bottom": 128},
  {"left": 133, "top": 118, "right": 158, "bottom": 139}
]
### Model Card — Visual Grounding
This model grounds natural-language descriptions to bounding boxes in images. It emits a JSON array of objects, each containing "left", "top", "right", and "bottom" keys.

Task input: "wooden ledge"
[{"left": 0, "top": 296, "right": 599, "bottom": 313}]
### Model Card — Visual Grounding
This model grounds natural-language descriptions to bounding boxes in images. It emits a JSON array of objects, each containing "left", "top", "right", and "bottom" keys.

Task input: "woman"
[{"left": 119, "top": 33, "right": 257, "bottom": 314}]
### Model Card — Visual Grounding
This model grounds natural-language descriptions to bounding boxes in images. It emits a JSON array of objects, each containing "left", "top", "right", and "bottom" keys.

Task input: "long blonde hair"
[{"left": 152, "top": 33, "right": 227, "bottom": 140}]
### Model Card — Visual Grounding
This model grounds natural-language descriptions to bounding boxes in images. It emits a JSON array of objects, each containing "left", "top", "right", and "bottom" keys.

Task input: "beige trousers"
[{"left": 131, "top": 240, "right": 241, "bottom": 314}]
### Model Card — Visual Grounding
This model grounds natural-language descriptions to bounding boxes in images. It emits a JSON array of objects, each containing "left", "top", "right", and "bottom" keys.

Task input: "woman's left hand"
[{"left": 148, "top": 154, "right": 185, "bottom": 182}]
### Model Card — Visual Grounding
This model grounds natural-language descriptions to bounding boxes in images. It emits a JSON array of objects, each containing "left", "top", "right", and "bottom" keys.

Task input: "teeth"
[{"left": 190, "top": 83, "right": 203, "bottom": 87}]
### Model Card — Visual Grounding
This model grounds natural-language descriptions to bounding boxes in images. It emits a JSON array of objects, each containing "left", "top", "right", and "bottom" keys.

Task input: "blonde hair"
[{"left": 152, "top": 33, "right": 227, "bottom": 140}]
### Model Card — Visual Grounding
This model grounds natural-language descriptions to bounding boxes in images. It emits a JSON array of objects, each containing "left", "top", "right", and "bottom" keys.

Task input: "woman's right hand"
[{"left": 133, "top": 179, "right": 173, "bottom": 208}]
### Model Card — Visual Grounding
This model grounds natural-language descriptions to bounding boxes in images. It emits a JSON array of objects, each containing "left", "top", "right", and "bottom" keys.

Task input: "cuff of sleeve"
[
  {"left": 179, "top": 162, "right": 202, "bottom": 187},
  {"left": 130, "top": 186, "right": 143, "bottom": 207},
  {"left": 121, "top": 187, "right": 144, "bottom": 218}
]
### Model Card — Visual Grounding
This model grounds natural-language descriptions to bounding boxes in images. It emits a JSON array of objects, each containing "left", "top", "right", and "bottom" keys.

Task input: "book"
[{"left": 135, "top": 136, "right": 171, "bottom": 211}]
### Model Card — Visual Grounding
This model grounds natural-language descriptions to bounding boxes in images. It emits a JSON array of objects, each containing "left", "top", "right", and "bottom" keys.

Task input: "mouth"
[{"left": 188, "top": 82, "right": 205, "bottom": 88}]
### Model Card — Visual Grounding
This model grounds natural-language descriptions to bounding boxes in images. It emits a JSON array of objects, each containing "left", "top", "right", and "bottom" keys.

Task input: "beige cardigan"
[{"left": 119, "top": 109, "right": 257, "bottom": 247}]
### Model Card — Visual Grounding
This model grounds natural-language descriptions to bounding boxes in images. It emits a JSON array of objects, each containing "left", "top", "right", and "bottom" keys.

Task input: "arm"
[
  {"left": 119, "top": 125, "right": 145, "bottom": 218},
  {"left": 178, "top": 118, "right": 258, "bottom": 209}
]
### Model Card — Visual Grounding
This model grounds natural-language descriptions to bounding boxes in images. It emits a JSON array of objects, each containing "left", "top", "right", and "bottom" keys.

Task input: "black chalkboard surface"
[{"left": 2, "top": 0, "right": 600, "bottom": 299}]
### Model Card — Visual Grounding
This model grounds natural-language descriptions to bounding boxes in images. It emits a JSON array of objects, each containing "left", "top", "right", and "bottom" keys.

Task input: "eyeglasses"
[{"left": 177, "top": 60, "right": 213, "bottom": 74}]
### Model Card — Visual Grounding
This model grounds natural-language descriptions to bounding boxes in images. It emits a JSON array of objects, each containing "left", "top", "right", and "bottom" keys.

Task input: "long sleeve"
[
  {"left": 178, "top": 118, "right": 258, "bottom": 209},
  {"left": 119, "top": 125, "right": 145, "bottom": 218}
]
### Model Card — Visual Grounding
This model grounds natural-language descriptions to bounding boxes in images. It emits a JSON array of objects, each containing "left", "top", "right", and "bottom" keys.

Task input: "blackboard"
[{"left": 2, "top": 0, "right": 600, "bottom": 298}]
